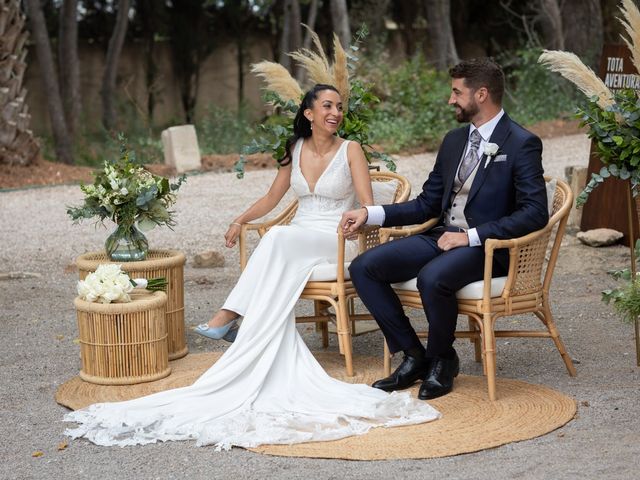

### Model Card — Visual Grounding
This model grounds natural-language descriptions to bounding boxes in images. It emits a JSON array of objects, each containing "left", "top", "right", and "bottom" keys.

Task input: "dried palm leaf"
[
  {"left": 538, "top": 50, "right": 614, "bottom": 109},
  {"left": 331, "top": 33, "right": 350, "bottom": 106},
  {"left": 250, "top": 61, "right": 303, "bottom": 102},
  {"left": 620, "top": 0, "right": 640, "bottom": 75}
]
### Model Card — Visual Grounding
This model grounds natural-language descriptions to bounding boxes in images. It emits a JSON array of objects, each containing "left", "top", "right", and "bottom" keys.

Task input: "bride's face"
[{"left": 305, "top": 90, "right": 343, "bottom": 135}]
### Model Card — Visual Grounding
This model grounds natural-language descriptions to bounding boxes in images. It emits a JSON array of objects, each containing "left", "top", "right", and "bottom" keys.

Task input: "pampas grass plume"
[
  {"left": 538, "top": 50, "right": 614, "bottom": 109},
  {"left": 331, "top": 34, "right": 350, "bottom": 106},
  {"left": 250, "top": 61, "right": 303, "bottom": 103},
  {"left": 619, "top": 0, "right": 640, "bottom": 76}
]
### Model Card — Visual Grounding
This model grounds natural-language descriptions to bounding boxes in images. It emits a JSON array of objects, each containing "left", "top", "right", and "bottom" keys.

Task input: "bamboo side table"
[
  {"left": 77, "top": 249, "right": 188, "bottom": 360},
  {"left": 74, "top": 291, "right": 171, "bottom": 385}
]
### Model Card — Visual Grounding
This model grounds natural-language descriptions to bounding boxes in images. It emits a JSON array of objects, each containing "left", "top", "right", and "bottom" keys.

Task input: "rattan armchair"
[
  {"left": 238, "top": 171, "right": 411, "bottom": 376},
  {"left": 383, "top": 177, "right": 577, "bottom": 400}
]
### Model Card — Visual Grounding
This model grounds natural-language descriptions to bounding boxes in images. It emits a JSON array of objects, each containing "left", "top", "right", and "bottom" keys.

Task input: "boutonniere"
[{"left": 483, "top": 143, "right": 500, "bottom": 168}]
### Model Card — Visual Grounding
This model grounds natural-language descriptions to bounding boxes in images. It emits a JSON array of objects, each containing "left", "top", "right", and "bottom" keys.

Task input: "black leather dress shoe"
[
  {"left": 418, "top": 351, "right": 460, "bottom": 400},
  {"left": 372, "top": 355, "right": 430, "bottom": 392}
]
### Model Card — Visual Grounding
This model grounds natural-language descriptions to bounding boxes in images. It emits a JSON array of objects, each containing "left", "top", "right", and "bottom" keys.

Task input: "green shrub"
[
  {"left": 196, "top": 103, "right": 257, "bottom": 155},
  {"left": 363, "top": 54, "right": 458, "bottom": 152},
  {"left": 501, "top": 47, "right": 581, "bottom": 126}
]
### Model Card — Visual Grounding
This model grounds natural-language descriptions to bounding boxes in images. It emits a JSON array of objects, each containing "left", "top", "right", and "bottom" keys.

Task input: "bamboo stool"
[
  {"left": 74, "top": 291, "right": 171, "bottom": 385},
  {"left": 76, "top": 250, "right": 188, "bottom": 360}
]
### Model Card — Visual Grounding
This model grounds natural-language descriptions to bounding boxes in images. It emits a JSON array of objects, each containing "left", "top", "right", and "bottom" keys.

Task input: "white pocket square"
[{"left": 494, "top": 154, "right": 508, "bottom": 162}]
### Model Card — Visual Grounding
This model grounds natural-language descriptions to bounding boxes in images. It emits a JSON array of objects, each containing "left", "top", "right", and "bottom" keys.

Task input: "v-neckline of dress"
[{"left": 299, "top": 139, "right": 347, "bottom": 194}]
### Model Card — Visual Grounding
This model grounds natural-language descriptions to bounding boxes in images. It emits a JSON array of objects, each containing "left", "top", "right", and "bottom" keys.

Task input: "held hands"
[
  {"left": 224, "top": 223, "right": 242, "bottom": 248},
  {"left": 437, "top": 231, "right": 469, "bottom": 251},
  {"left": 339, "top": 207, "right": 369, "bottom": 239}
]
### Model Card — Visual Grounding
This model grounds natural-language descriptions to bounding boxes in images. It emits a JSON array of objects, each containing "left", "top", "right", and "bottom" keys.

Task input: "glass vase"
[{"left": 105, "top": 223, "right": 149, "bottom": 262}]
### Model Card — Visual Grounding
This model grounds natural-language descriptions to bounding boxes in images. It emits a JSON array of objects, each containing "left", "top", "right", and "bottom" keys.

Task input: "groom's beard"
[{"left": 453, "top": 101, "right": 479, "bottom": 123}]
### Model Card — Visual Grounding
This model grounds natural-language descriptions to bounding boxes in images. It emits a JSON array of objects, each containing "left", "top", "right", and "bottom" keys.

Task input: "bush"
[
  {"left": 364, "top": 54, "right": 457, "bottom": 152},
  {"left": 196, "top": 103, "right": 257, "bottom": 155},
  {"left": 501, "top": 47, "right": 581, "bottom": 126}
]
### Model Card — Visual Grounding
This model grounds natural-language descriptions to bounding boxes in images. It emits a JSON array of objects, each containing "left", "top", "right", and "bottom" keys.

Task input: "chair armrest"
[{"left": 482, "top": 223, "right": 554, "bottom": 301}]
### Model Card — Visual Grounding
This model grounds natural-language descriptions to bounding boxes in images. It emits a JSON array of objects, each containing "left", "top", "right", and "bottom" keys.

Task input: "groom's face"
[{"left": 448, "top": 78, "right": 479, "bottom": 123}]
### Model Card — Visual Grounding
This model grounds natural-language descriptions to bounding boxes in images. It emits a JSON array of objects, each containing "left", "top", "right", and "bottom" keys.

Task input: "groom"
[{"left": 340, "top": 58, "right": 548, "bottom": 400}]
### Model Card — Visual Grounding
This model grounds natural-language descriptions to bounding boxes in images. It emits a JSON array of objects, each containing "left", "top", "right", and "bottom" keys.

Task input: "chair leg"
[
  {"left": 336, "top": 294, "right": 354, "bottom": 376},
  {"left": 383, "top": 340, "right": 391, "bottom": 376},
  {"left": 536, "top": 306, "right": 577, "bottom": 377},
  {"left": 482, "top": 313, "right": 497, "bottom": 401},
  {"left": 468, "top": 316, "right": 482, "bottom": 363},
  {"left": 315, "top": 301, "right": 330, "bottom": 348}
]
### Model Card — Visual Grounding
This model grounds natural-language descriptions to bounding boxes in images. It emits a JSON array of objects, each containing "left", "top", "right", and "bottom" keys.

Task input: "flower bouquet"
[
  {"left": 77, "top": 264, "right": 167, "bottom": 304},
  {"left": 67, "top": 135, "right": 186, "bottom": 261}
]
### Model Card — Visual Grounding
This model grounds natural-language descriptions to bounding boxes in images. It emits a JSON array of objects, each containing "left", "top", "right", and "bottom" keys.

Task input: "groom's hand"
[
  {"left": 437, "top": 232, "right": 469, "bottom": 251},
  {"left": 339, "top": 207, "right": 368, "bottom": 236}
]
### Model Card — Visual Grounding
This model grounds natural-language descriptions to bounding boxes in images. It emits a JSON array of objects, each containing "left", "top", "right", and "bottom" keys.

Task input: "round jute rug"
[{"left": 56, "top": 352, "right": 576, "bottom": 460}]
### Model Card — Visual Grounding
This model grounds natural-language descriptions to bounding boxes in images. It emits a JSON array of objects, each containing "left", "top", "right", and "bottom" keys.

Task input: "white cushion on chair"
[
  {"left": 392, "top": 276, "right": 508, "bottom": 299},
  {"left": 372, "top": 180, "right": 399, "bottom": 205},
  {"left": 546, "top": 178, "right": 557, "bottom": 216},
  {"left": 308, "top": 262, "right": 352, "bottom": 281}
]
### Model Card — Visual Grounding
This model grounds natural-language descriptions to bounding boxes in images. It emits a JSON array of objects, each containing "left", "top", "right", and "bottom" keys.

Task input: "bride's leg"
[{"left": 207, "top": 308, "right": 239, "bottom": 328}]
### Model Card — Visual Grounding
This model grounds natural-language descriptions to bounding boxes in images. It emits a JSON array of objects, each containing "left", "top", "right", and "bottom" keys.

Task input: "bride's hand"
[{"left": 224, "top": 223, "right": 242, "bottom": 248}]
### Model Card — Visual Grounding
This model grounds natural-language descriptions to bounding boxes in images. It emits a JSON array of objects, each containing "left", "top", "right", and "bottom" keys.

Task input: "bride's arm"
[
  {"left": 347, "top": 142, "right": 373, "bottom": 206},
  {"left": 224, "top": 164, "right": 292, "bottom": 247}
]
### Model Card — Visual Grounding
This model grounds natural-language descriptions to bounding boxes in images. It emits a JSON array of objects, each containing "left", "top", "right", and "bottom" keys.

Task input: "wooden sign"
[{"left": 580, "top": 44, "right": 640, "bottom": 246}]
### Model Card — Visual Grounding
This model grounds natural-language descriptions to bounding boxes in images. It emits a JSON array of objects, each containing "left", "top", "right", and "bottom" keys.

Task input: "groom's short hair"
[{"left": 449, "top": 58, "right": 504, "bottom": 104}]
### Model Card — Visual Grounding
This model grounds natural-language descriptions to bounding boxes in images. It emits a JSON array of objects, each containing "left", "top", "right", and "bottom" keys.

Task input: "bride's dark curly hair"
[{"left": 279, "top": 84, "right": 340, "bottom": 167}]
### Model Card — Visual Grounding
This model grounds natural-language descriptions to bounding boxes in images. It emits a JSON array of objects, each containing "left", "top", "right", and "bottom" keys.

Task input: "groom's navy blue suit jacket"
[{"left": 382, "top": 113, "right": 549, "bottom": 245}]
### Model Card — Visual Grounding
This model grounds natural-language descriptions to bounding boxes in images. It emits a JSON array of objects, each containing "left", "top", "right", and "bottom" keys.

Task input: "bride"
[{"left": 64, "top": 84, "right": 440, "bottom": 450}]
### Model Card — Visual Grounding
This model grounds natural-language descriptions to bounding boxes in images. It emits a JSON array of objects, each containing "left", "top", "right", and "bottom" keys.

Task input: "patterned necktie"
[{"left": 458, "top": 129, "right": 482, "bottom": 185}]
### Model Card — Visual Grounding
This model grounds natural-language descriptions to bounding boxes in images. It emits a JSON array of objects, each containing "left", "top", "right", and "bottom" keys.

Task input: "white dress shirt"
[{"left": 365, "top": 109, "right": 505, "bottom": 248}]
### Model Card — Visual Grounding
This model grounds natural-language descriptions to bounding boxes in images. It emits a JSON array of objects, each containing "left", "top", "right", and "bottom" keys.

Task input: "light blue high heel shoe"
[{"left": 195, "top": 319, "right": 237, "bottom": 340}]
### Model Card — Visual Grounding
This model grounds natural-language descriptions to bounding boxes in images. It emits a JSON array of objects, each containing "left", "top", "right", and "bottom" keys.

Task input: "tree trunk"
[
  {"left": 278, "top": 0, "right": 292, "bottom": 72},
  {"left": 537, "top": 0, "right": 564, "bottom": 50},
  {"left": 101, "top": 0, "right": 130, "bottom": 131},
  {"left": 24, "top": 0, "right": 72, "bottom": 164},
  {"left": 302, "top": 0, "right": 319, "bottom": 50},
  {"left": 561, "top": 0, "right": 602, "bottom": 69},
  {"left": 398, "top": 0, "right": 419, "bottom": 56},
  {"left": 330, "top": 0, "right": 351, "bottom": 48},
  {"left": 297, "top": 0, "right": 318, "bottom": 84},
  {"left": 424, "top": 0, "right": 459, "bottom": 70},
  {"left": 59, "top": 0, "right": 81, "bottom": 137}
]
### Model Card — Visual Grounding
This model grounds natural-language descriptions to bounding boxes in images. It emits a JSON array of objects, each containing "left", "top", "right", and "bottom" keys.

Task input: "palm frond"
[
  {"left": 538, "top": 50, "right": 614, "bottom": 109},
  {"left": 620, "top": 0, "right": 640, "bottom": 75},
  {"left": 250, "top": 61, "right": 303, "bottom": 102}
]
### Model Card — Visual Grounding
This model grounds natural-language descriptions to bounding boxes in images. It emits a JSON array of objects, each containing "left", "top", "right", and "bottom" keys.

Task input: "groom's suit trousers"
[{"left": 349, "top": 228, "right": 507, "bottom": 357}]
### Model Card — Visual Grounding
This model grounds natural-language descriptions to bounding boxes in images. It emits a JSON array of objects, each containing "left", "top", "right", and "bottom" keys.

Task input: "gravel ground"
[{"left": 1, "top": 133, "right": 639, "bottom": 480}]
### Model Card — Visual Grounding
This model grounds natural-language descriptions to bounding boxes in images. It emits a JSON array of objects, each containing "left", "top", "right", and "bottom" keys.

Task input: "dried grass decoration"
[{"left": 237, "top": 26, "right": 395, "bottom": 177}]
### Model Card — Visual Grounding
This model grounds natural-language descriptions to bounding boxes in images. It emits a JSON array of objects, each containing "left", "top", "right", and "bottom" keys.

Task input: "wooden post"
[
  {"left": 630, "top": 184, "right": 640, "bottom": 366},
  {"left": 580, "top": 44, "right": 640, "bottom": 246}
]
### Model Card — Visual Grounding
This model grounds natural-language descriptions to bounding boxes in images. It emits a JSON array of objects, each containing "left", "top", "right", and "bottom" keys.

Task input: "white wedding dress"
[{"left": 64, "top": 139, "right": 440, "bottom": 450}]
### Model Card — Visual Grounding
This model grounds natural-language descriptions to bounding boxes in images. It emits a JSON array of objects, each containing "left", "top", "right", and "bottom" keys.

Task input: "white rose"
[
  {"left": 96, "top": 264, "right": 123, "bottom": 281},
  {"left": 115, "top": 273, "right": 134, "bottom": 293},
  {"left": 484, "top": 143, "right": 499, "bottom": 157},
  {"left": 120, "top": 187, "right": 129, "bottom": 196},
  {"left": 78, "top": 280, "right": 98, "bottom": 302}
]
